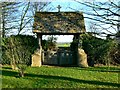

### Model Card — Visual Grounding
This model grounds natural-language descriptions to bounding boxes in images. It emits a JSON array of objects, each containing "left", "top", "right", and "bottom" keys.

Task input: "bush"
[
  {"left": 81, "top": 33, "right": 119, "bottom": 66},
  {"left": 110, "top": 43, "right": 120, "bottom": 65},
  {"left": 2, "top": 35, "right": 39, "bottom": 77},
  {"left": 2, "top": 35, "right": 38, "bottom": 65},
  {"left": 42, "top": 36, "right": 57, "bottom": 51}
]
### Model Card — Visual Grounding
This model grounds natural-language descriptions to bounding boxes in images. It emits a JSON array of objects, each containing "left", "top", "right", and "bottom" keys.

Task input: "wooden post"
[
  {"left": 41, "top": 51, "right": 44, "bottom": 64},
  {"left": 73, "top": 34, "right": 80, "bottom": 65},
  {"left": 37, "top": 34, "right": 42, "bottom": 50},
  {"left": 37, "top": 34, "right": 42, "bottom": 66},
  {"left": 57, "top": 51, "right": 60, "bottom": 65}
]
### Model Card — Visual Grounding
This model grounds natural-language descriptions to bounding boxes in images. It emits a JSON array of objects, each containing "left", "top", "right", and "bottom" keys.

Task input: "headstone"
[
  {"left": 31, "top": 49, "right": 41, "bottom": 67},
  {"left": 78, "top": 48, "right": 88, "bottom": 67}
]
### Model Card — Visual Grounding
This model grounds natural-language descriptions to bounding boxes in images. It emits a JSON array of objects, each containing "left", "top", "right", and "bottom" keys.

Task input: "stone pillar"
[
  {"left": 31, "top": 50, "right": 41, "bottom": 67},
  {"left": 76, "top": 34, "right": 88, "bottom": 67},
  {"left": 31, "top": 34, "right": 42, "bottom": 67},
  {"left": 78, "top": 48, "right": 88, "bottom": 67},
  {"left": 71, "top": 34, "right": 88, "bottom": 67}
]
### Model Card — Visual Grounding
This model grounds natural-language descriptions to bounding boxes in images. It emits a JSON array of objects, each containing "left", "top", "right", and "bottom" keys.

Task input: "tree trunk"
[{"left": 19, "top": 70, "right": 24, "bottom": 77}]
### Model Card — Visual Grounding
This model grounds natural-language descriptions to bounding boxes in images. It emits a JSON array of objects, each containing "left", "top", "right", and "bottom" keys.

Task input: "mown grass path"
[{"left": 1, "top": 65, "right": 120, "bottom": 88}]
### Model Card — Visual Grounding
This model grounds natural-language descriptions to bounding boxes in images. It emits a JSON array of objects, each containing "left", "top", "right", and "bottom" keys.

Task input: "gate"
[{"left": 42, "top": 47, "right": 73, "bottom": 66}]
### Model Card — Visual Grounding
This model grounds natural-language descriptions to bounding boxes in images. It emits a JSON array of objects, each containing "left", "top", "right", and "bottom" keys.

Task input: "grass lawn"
[
  {"left": 1, "top": 65, "right": 120, "bottom": 88},
  {"left": 57, "top": 43, "right": 70, "bottom": 47}
]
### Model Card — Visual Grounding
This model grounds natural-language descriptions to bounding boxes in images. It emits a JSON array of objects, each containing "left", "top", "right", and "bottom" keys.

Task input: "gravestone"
[{"left": 78, "top": 48, "right": 88, "bottom": 67}]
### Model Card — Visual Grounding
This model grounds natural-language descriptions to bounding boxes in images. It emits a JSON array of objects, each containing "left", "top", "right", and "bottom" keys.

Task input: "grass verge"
[{"left": 1, "top": 65, "right": 120, "bottom": 88}]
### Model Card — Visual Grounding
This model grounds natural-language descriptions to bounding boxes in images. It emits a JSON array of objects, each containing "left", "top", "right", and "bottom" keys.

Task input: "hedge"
[
  {"left": 2, "top": 35, "right": 39, "bottom": 65},
  {"left": 81, "top": 33, "right": 120, "bottom": 66}
]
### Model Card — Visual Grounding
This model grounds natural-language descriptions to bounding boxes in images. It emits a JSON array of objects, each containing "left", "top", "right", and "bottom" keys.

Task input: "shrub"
[
  {"left": 2, "top": 35, "right": 39, "bottom": 77},
  {"left": 110, "top": 43, "right": 120, "bottom": 65},
  {"left": 2, "top": 35, "right": 38, "bottom": 65},
  {"left": 81, "top": 33, "right": 119, "bottom": 66},
  {"left": 42, "top": 36, "right": 57, "bottom": 51}
]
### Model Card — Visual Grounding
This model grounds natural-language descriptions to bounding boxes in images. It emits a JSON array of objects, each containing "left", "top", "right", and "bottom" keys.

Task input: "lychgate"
[{"left": 31, "top": 8, "right": 88, "bottom": 67}]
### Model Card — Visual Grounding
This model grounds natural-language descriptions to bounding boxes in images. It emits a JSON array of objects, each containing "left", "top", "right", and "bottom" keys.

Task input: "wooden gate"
[{"left": 42, "top": 48, "right": 73, "bottom": 66}]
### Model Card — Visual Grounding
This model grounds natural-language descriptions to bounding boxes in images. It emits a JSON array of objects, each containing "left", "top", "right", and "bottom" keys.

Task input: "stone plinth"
[
  {"left": 78, "top": 48, "right": 88, "bottom": 67},
  {"left": 31, "top": 50, "right": 41, "bottom": 67}
]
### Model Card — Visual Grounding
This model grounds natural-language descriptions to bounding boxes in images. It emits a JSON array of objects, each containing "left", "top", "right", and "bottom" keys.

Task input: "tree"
[
  {"left": 48, "top": 35, "right": 57, "bottom": 49},
  {"left": 2, "top": 35, "right": 38, "bottom": 77},
  {"left": 72, "top": 0, "right": 120, "bottom": 36},
  {"left": 1, "top": 2, "right": 20, "bottom": 37},
  {"left": 68, "top": 0, "right": 120, "bottom": 66},
  {"left": 1, "top": 2, "right": 52, "bottom": 77},
  {"left": 1, "top": 2, "right": 51, "bottom": 37}
]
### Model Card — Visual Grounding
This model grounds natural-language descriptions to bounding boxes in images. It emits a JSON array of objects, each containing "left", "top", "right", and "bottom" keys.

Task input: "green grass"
[
  {"left": 57, "top": 43, "right": 70, "bottom": 47},
  {"left": 1, "top": 65, "right": 120, "bottom": 88}
]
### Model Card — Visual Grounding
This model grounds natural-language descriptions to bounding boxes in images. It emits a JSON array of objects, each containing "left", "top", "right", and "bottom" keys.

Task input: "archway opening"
[
  {"left": 41, "top": 35, "right": 76, "bottom": 66},
  {"left": 42, "top": 35, "right": 73, "bottom": 49}
]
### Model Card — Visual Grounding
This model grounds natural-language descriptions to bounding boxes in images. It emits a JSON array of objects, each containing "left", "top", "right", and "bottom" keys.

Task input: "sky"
[
  {"left": 42, "top": 0, "right": 85, "bottom": 42},
  {"left": 1, "top": 0, "right": 119, "bottom": 42},
  {"left": 42, "top": 0, "right": 118, "bottom": 42},
  {"left": 42, "top": 0, "right": 90, "bottom": 42}
]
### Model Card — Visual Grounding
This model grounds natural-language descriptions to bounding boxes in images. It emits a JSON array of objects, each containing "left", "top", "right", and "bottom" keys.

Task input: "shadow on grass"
[
  {"left": 2, "top": 69, "right": 120, "bottom": 87},
  {"left": 1, "top": 70, "right": 18, "bottom": 77},
  {"left": 2, "top": 67, "right": 12, "bottom": 70},
  {"left": 44, "top": 65, "right": 120, "bottom": 73},
  {"left": 71, "top": 66, "right": 120, "bottom": 73},
  {"left": 26, "top": 73, "right": 120, "bottom": 87}
]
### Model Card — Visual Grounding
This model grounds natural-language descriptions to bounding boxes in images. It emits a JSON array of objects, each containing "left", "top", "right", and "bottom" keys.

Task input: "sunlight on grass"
[
  {"left": 57, "top": 43, "right": 70, "bottom": 47},
  {"left": 1, "top": 65, "right": 120, "bottom": 88}
]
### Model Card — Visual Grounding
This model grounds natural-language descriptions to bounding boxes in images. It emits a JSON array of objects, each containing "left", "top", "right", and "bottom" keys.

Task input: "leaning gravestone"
[
  {"left": 31, "top": 49, "right": 41, "bottom": 67},
  {"left": 78, "top": 48, "right": 88, "bottom": 67}
]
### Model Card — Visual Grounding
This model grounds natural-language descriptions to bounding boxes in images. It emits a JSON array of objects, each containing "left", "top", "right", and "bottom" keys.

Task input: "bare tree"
[
  {"left": 17, "top": 2, "right": 31, "bottom": 35},
  {"left": 1, "top": 2, "right": 20, "bottom": 37},
  {"left": 71, "top": 0, "right": 120, "bottom": 36},
  {"left": 17, "top": 2, "right": 51, "bottom": 35},
  {"left": 1, "top": 2, "right": 51, "bottom": 37}
]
